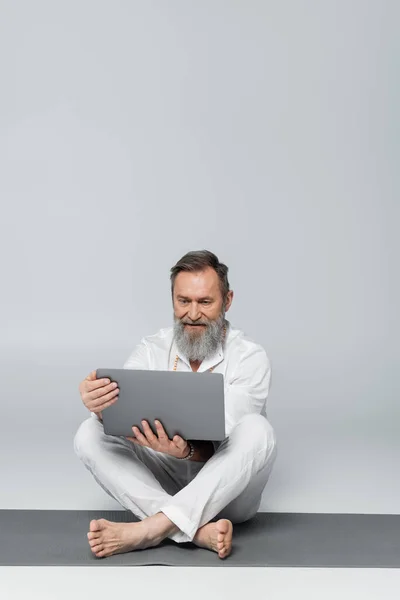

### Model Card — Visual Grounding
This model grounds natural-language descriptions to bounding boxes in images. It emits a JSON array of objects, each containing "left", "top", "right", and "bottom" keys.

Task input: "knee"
[
  {"left": 217, "top": 506, "right": 258, "bottom": 525},
  {"left": 218, "top": 502, "right": 260, "bottom": 525},
  {"left": 73, "top": 415, "right": 102, "bottom": 461},
  {"left": 232, "top": 413, "right": 277, "bottom": 455}
]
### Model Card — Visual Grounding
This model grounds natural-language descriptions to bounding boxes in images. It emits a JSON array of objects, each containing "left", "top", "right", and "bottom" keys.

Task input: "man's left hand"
[{"left": 126, "top": 419, "right": 190, "bottom": 459}]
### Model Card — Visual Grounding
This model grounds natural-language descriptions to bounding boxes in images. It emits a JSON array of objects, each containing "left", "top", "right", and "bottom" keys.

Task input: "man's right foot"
[
  {"left": 87, "top": 512, "right": 178, "bottom": 558},
  {"left": 193, "top": 519, "right": 233, "bottom": 558}
]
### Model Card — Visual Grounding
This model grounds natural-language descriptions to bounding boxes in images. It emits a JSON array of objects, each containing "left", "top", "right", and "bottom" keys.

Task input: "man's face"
[
  {"left": 172, "top": 267, "right": 233, "bottom": 361},
  {"left": 173, "top": 267, "right": 226, "bottom": 328}
]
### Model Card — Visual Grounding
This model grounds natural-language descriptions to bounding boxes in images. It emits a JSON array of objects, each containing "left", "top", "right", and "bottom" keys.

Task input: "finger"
[
  {"left": 173, "top": 435, "right": 187, "bottom": 450},
  {"left": 79, "top": 375, "right": 109, "bottom": 394},
  {"left": 89, "top": 395, "right": 118, "bottom": 413},
  {"left": 126, "top": 436, "right": 139, "bottom": 444},
  {"left": 86, "top": 382, "right": 119, "bottom": 400},
  {"left": 86, "top": 370, "right": 99, "bottom": 381},
  {"left": 88, "top": 381, "right": 118, "bottom": 397},
  {"left": 86, "top": 378, "right": 110, "bottom": 390},
  {"left": 154, "top": 420, "right": 168, "bottom": 441},
  {"left": 87, "top": 397, "right": 114, "bottom": 415},
  {"left": 131, "top": 426, "right": 148, "bottom": 446},
  {"left": 141, "top": 420, "right": 157, "bottom": 443},
  {"left": 88, "top": 387, "right": 119, "bottom": 409}
]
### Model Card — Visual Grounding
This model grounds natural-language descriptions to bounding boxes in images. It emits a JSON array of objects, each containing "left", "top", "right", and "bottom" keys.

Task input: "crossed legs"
[{"left": 73, "top": 412, "right": 277, "bottom": 558}]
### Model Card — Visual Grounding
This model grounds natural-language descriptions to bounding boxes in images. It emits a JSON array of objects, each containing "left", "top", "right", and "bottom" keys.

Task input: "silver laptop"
[{"left": 96, "top": 368, "right": 226, "bottom": 441}]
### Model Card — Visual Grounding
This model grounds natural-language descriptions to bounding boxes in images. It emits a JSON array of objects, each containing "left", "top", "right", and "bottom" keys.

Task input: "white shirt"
[{"left": 122, "top": 321, "right": 271, "bottom": 437}]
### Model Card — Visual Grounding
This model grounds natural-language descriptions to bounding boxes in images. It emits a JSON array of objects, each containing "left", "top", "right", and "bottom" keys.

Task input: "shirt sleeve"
[
  {"left": 123, "top": 340, "right": 151, "bottom": 370},
  {"left": 223, "top": 346, "right": 271, "bottom": 437}
]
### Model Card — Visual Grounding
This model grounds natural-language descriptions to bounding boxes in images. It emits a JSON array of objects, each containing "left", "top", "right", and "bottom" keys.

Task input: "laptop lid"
[{"left": 96, "top": 368, "right": 226, "bottom": 441}]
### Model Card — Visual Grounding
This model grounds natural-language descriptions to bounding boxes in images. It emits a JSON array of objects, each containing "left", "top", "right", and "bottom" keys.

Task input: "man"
[{"left": 74, "top": 250, "right": 277, "bottom": 559}]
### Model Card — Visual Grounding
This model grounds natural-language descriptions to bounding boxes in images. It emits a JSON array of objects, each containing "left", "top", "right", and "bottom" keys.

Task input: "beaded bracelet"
[{"left": 178, "top": 441, "right": 195, "bottom": 460}]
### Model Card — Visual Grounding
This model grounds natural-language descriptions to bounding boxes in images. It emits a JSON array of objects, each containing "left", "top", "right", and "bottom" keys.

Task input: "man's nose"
[{"left": 188, "top": 303, "right": 201, "bottom": 321}]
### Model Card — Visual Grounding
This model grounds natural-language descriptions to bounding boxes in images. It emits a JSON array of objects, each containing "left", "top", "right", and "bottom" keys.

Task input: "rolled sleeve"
[{"left": 223, "top": 346, "right": 271, "bottom": 437}]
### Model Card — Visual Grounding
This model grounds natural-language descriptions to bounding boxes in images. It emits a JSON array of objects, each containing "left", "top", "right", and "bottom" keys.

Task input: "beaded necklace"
[{"left": 173, "top": 324, "right": 227, "bottom": 372}]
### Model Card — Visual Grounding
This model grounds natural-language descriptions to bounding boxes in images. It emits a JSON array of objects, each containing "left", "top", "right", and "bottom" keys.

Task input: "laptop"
[{"left": 96, "top": 368, "right": 226, "bottom": 441}]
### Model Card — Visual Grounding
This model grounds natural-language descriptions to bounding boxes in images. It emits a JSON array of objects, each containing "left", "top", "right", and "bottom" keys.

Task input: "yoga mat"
[{"left": 1, "top": 510, "right": 399, "bottom": 567}]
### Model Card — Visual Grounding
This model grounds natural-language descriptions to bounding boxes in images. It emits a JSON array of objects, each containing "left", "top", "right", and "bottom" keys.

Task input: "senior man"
[{"left": 74, "top": 250, "right": 277, "bottom": 559}]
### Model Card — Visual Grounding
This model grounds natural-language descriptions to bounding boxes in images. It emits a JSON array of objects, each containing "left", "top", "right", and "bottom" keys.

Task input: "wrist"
[{"left": 179, "top": 441, "right": 195, "bottom": 460}]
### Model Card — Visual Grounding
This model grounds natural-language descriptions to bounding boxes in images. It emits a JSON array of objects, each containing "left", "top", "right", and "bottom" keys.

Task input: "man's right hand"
[{"left": 78, "top": 370, "right": 119, "bottom": 420}]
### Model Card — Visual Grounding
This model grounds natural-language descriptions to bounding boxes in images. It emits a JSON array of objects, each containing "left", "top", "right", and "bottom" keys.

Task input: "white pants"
[{"left": 73, "top": 412, "right": 277, "bottom": 543}]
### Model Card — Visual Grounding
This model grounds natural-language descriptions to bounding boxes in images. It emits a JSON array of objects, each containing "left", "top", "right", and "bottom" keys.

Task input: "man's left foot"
[{"left": 193, "top": 519, "right": 233, "bottom": 558}]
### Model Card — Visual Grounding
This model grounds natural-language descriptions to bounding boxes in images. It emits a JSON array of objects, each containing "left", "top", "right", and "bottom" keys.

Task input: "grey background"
[{"left": 0, "top": 0, "right": 398, "bottom": 514}]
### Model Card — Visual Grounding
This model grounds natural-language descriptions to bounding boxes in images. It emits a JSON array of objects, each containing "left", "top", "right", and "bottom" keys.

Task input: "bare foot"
[
  {"left": 87, "top": 517, "right": 166, "bottom": 558},
  {"left": 193, "top": 519, "right": 233, "bottom": 559}
]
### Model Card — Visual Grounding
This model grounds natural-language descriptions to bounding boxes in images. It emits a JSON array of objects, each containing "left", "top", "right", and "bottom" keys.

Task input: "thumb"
[
  {"left": 86, "top": 370, "right": 98, "bottom": 381},
  {"left": 173, "top": 435, "right": 187, "bottom": 449}
]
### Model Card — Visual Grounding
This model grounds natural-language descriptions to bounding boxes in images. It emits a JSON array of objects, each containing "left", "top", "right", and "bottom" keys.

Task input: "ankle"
[{"left": 146, "top": 512, "right": 179, "bottom": 542}]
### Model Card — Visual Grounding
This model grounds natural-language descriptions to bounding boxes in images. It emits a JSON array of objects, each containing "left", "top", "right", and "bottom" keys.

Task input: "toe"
[
  {"left": 221, "top": 519, "right": 231, "bottom": 534},
  {"left": 220, "top": 546, "right": 230, "bottom": 559},
  {"left": 220, "top": 520, "right": 233, "bottom": 540},
  {"left": 91, "top": 544, "right": 103, "bottom": 554},
  {"left": 90, "top": 519, "right": 101, "bottom": 532}
]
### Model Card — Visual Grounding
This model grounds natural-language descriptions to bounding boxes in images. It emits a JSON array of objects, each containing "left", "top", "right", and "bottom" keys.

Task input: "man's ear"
[{"left": 225, "top": 290, "right": 234, "bottom": 312}]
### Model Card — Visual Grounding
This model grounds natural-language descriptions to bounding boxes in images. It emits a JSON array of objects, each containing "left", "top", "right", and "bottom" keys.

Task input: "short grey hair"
[{"left": 170, "top": 250, "right": 230, "bottom": 303}]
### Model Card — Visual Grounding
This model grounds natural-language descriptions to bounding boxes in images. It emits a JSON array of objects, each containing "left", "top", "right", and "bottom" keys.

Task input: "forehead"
[{"left": 174, "top": 267, "right": 220, "bottom": 297}]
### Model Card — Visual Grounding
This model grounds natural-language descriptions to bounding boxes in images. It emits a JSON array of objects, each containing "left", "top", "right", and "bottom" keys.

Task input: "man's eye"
[
  {"left": 180, "top": 299, "right": 188, "bottom": 304},
  {"left": 202, "top": 301, "right": 211, "bottom": 305}
]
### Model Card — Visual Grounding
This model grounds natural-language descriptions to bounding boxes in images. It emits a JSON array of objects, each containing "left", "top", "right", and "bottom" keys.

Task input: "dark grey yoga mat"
[{"left": 1, "top": 510, "right": 399, "bottom": 567}]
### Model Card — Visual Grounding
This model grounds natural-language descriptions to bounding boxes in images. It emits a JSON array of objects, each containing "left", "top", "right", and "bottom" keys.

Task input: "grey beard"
[{"left": 173, "top": 312, "right": 226, "bottom": 362}]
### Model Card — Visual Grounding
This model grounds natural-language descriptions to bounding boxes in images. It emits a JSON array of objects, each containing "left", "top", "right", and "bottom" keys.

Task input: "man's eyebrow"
[{"left": 177, "top": 295, "right": 214, "bottom": 301}]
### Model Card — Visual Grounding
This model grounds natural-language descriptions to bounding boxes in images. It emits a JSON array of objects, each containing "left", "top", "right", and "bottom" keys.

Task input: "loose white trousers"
[{"left": 73, "top": 412, "right": 277, "bottom": 543}]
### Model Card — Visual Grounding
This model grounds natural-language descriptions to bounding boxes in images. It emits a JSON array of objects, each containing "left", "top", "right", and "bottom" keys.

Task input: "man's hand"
[
  {"left": 126, "top": 420, "right": 190, "bottom": 459},
  {"left": 78, "top": 370, "right": 119, "bottom": 419}
]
